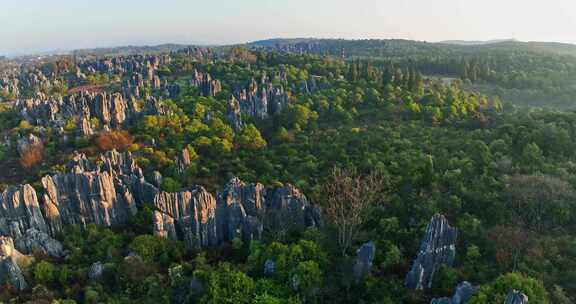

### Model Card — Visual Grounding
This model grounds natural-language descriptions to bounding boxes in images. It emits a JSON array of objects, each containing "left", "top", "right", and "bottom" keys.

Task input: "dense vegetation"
[{"left": 2, "top": 44, "right": 576, "bottom": 303}]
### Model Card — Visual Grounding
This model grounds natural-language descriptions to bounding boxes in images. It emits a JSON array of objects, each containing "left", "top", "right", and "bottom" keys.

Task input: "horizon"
[
  {"left": 3, "top": 37, "right": 576, "bottom": 58},
  {"left": 2, "top": 0, "right": 576, "bottom": 56}
]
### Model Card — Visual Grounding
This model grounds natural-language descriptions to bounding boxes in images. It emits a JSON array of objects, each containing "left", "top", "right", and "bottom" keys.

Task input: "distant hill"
[
  {"left": 250, "top": 38, "right": 576, "bottom": 58},
  {"left": 438, "top": 39, "right": 517, "bottom": 46}
]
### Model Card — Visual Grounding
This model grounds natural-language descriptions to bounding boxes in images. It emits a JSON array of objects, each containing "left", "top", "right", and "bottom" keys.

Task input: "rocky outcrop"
[
  {"left": 353, "top": 242, "right": 376, "bottom": 283},
  {"left": 153, "top": 187, "right": 218, "bottom": 249},
  {"left": 153, "top": 176, "right": 320, "bottom": 249},
  {"left": 13, "top": 228, "right": 64, "bottom": 258},
  {"left": 190, "top": 69, "right": 222, "bottom": 97},
  {"left": 0, "top": 236, "right": 28, "bottom": 290},
  {"left": 16, "top": 91, "right": 168, "bottom": 133},
  {"left": 0, "top": 184, "right": 49, "bottom": 240},
  {"left": 430, "top": 281, "right": 476, "bottom": 304},
  {"left": 227, "top": 96, "right": 243, "bottom": 131},
  {"left": 175, "top": 148, "right": 192, "bottom": 175},
  {"left": 405, "top": 214, "right": 457, "bottom": 290},
  {"left": 88, "top": 262, "right": 104, "bottom": 281},
  {"left": 228, "top": 77, "right": 289, "bottom": 127},
  {"left": 505, "top": 291, "right": 529, "bottom": 304},
  {"left": 41, "top": 163, "right": 138, "bottom": 234},
  {"left": 268, "top": 184, "right": 321, "bottom": 231},
  {"left": 216, "top": 177, "right": 266, "bottom": 244}
]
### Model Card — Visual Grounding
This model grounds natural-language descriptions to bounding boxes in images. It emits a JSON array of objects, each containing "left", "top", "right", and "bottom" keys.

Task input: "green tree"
[
  {"left": 34, "top": 261, "right": 57, "bottom": 285},
  {"left": 468, "top": 273, "right": 549, "bottom": 304},
  {"left": 237, "top": 124, "right": 267, "bottom": 151}
]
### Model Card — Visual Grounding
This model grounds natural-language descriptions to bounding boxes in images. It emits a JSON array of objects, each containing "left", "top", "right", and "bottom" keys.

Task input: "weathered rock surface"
[
  {"left": 268, "top": 183, "right": 322, "bottom": 230},
  {"left": 39, "top": 150, "right": 155, "bottom": 235},
  {"left": 227, "top": 77, "right": 289, "bottom": 129},
  {"left": 41, "top": 161, "right": 138, "bottom": 234},
  {"left": 430, "top": 281, "right": 476, "bottom": 304},
  {"left": 16, "top": 91, "right": 168, "bottom": 133},
  {"left": 227, "top": 96, "right": 243, "bottom": 131},
  {"left": 153, "top": 187, "right": 218, "bottom": 249},
  {"left": 0, "top": 236, "right": 28, "bottom": 290},
  {"left": 190, "top": 69, "right": 222, "bottom": 97},
  {"left": 353, "top": 242, "right": 376, "bottom": 283},
  {"left": 14, "top": 228, "right": 64, "bottom": 258},
  {"left": 264, "top": 259, "right": 275, "bottom": 275},
  {"left": 405, "top": 214, "right": 457, "bottom": 290},
  {"left": 505, "top": 290, "right": 529, "bottom": 304},
  {"left": 88, "top": 261, "right": 105, "bottom": 281},
  {"left": 153, "top": 176, "right": 320, "bottom": 248},
  {"left": 0, "top": 184, "right": 49, "bottom": 240}
]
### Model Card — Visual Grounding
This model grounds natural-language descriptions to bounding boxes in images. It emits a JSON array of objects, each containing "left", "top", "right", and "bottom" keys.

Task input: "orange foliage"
[
  {"left": 95, "top": 131, "right": 134, "bottom": 151},
  {"left": 19, "top": 143, "right": 44, "bottom": 170}
]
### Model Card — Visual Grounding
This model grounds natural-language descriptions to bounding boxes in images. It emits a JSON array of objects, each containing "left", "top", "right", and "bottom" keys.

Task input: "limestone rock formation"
[
  {"left": 14, "top": 228, "right": 65, "bottom": 258},
  {"left": 88, "top": 261, "right": 105, "bottom": 281},
  {"left": 353, "top": 242, "right": 376, "bottom": 283},
  {"left": 227, "top": 96, "right": 243, "bottom": 131},
  {"left": 0, "top": 184, "right": 49, "bottom": 240},
  {"left": 216, "top": 177, "right": 266, "bottom": 243},
  {"left": 0, "top": 236, "right": 28, "bottom": 291},
  {"left": 505, "top": 291, "right": 529, "bottom": 304},
  {"left": 430, "top": 281, "right": 476, "bottom": 304},
  {"left": 16, "top": 91, "right": 168, "bottom": 133},
  {"left": 153, "top": 176, "right": 320, "bottom": 249},
  {"left": 175, "top": 148, "right": 192, "bottom": 175},
  {"left": 190, "top": 69, "right": 222, "bottom": 97},
  {"left": 405, "top": 214, "right": 458, "bottom": 290},
  {"left": 41, "top": 164, "right": 138, "bottom": 234},
  {"left": 230, "top": 77, "right": 289, "bottom": 124},
  {"left": 41, "top": 150, "right": 156, "bottom": 235},
  {"left": 268, "top": 184, "right": 322, "bottom": 231},
  {"left": 153, "top": 186, "right": 218, "bottom": 249},
  {"left": 264, "top": 259, "right": 275, "bottom": 275}
]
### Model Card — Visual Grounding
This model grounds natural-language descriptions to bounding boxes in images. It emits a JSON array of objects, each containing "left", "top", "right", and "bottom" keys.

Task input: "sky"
[{"left": 1, "top": 0, "right": 575, "bottom": 56}]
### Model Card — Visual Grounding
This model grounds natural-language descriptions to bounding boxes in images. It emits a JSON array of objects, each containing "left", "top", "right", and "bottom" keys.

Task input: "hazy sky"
[{"left": 1, "top": 0, "right": 575, "bottom": 55}]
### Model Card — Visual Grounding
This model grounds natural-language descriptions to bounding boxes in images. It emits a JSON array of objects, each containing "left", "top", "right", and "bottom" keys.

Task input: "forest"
[{"left": 1, "top": 39, "right": 576, "bottom": 304}]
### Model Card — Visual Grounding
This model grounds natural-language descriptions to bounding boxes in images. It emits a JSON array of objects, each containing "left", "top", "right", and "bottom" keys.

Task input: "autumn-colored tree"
[
  {"left": 19, "top": 143, "right": 44, "bottom": 170},
  {"left": 95, "top": 131, "right": 134, "bottom": 152},
  {"left": 323, "top": 167, "right": 386, "bottom": 255}
]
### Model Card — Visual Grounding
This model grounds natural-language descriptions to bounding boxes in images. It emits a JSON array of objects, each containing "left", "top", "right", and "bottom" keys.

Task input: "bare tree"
[{"left": 323, "top": 166, "right": 386, "bottom": 256}]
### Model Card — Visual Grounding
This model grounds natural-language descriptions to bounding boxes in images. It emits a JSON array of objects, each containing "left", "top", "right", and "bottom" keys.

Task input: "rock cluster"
[
  {"left": 0, "top": 236, "right": 28, "bottom": 290},
  {"left": 16, "top": 91, "right": 169, "bottom": 135},
  {"left": 2, "top": 149, "right": 320, "bottom": 256},
  {"left": 430, "top": 281, "right": 476, "bottom": 304},
  {"left": 227, "top": 75, "right": 289, "bottom": 129},
  {"left": 405, "top": 214, "right": 458, "bottom": 290},
  {"left": 190, "top": 69, "right": 222, "bottom": 97},
  {"left": 1, "top": 149, "right": 157, "bottom": 240},
  {"left": 41, "top": 151, "right": 147, "bottom": 235},
  {"left": 0, "top": 184, "right": 49, "bottom": 240},
  {"left": 153, "top": 176, "right": 321, "bottom": 249},
  {"left": 505, "top": 291, "right": 529, "bottom": 304}
]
